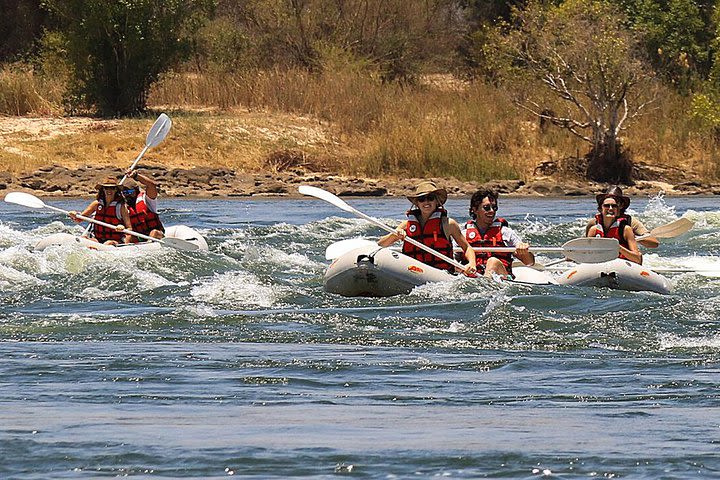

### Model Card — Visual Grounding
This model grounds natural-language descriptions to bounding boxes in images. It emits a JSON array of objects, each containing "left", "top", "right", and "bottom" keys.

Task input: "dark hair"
[
  {"left": 96, "top": 185, "right": 124, "bottom": 204},
  {"left": 469, "top": 189, "right": 498, "bottom": 219}
]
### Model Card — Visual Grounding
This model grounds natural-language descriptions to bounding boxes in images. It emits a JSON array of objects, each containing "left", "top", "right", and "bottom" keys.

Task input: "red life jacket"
[
  {"left": 127, "top": 192, "right": 164, "bottom": 240},
  {"left": 593, "top": 213, "right": 630, "bottom": 259},
  {"left": 92, "top": 200, "right": 124, "bottom": 243},
  {"left": 464, "top": 218, "right": 513, "bottom": 274},
  {"left": 402, "top": 207, "right": 454, "bottom": 272}
]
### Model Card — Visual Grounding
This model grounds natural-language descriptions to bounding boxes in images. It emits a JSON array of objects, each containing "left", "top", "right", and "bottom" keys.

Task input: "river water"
[{"left": 0, "top": 193, "right": 719, "bottom": 479}]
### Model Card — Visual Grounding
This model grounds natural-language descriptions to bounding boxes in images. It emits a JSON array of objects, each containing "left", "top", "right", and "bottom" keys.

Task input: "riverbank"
[
  {"left": 1, "top": 114, "right": 718, "bottom": 199},
  {"left": 2, "top": 162, "right": 718, "bottom": 199}
]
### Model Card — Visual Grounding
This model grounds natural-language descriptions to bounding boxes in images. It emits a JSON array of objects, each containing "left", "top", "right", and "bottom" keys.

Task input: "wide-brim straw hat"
[
  {"left": 407, "top": 180, "right": 448, "bottom": 206},
  {"left": 95, "top": 176, "right": 120, "bottom": 190},
  {"left": 596, "top": 185, "right": 630, "bottom": 209}
]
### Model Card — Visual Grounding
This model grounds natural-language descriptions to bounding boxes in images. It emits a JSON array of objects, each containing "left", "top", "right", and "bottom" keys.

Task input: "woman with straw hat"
[
  {"left": 68, "top": 176, "right": 133, "bottom": 245},
  {"left": 585, "top": 186, "right": 659, "bottom": 249},
  {"left": 378, "top": 181, "right": 476, "bottom": 275},
  {"left": 587, "top": 185, "right": 642, "bottom": 264}
]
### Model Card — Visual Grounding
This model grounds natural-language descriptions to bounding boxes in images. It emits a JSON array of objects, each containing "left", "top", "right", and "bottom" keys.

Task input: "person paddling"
[
  {"left": 69, "top": 176, "right": 133, "bottom": 245},
  {"left": 585, "top": 186, "right": 659, "bottom": 249},
  {"left": 121, "top": 168, "right": 165, "bottom": 240},
  {"left": 377, "top": 181, "right": 476, "bottom": 276},
  {"left": 587, "top": 187, "right": 642, "bottom": 264},
  {"left": 463, "top": 189, "right": 534, "bottom": 278}
]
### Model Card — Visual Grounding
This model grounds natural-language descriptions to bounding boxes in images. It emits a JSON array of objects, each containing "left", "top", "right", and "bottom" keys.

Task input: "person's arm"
[
  {"left": 585, "top": 217, "right": 596, "bottom": 236},
  {"left": 447, "top": 219, "right": 476, "bottom": 275},
  {"left": 504, "top": 227, "right": 534, "bottom": 266},
  {"left": 69, "top": 200, "right": 98, "bottom": 223},
  {"left": 632, "top": 218, "right": 659, "bottom": 248},
  {"left": 378, "top": 220, "right": 407, "bottom": 247},
  {"left": 128, "top": 169, "right": 158, "bottom": 199},
  {"left": 587, "top": 225, "right": 599, "bottom": 237},
  {"left": 620, "top": 227, "right": 643, "bottom": 264}
]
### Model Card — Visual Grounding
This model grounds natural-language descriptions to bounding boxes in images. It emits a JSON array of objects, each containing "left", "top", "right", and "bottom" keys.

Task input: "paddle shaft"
[
  {"left": 46, "top": 204, "right": 159, "bottom": 244},
  {"left": 351, "top": 207, "right": 467, "bottom": 270},
  {"left": 119, "top": 145, "right": 149, "bottom": 185}
]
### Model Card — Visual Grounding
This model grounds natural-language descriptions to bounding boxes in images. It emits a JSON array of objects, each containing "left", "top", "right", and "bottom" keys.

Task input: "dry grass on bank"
[{"left": 1, "top": 64, "right": 719, "bottom": 181}]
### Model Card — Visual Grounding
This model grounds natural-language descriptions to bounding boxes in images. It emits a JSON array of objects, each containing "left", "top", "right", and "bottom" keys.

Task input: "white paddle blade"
[
  {"left": 325, "top": 238, "right": 378, "bottom": 260},
  {"left": 146, "top": 113, "right": 172, "bottom": 148},
  {"left": 298, "top": 185, "right": 355, "bottom": 214},
  {"left": 4, "top": 191, "right": 46, "bottom": 209},
  {"left": 161, "top": 237, "right": 200, "bottom": 251},
  {"left": 561, "top": 237, "right": 619, "bottom": 263},
  {"left": 651, "top": 217, "right": 694, "bottom": 239}
]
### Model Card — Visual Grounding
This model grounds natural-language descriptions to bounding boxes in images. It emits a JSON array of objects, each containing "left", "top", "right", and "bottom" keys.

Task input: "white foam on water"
[
  {"left": 658, "top": 333, "right": 720, "bottom": 350},
  {"left": 260, "top": 247, "right": 323, "bottom": 272},
  {"left": 190, "top": 271, "right": 280, "bottom": 308},
  {"left": 80, "top": 287, "right": 128, "bottom": 300}
]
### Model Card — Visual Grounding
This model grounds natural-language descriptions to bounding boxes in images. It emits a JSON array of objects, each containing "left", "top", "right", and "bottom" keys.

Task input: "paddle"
[
  {"left": 298, "top": 185, "right": 468, "bottom": 270},
  {"left": 4, "top": 192, "right": 198, "bottom": 252},
  {"left": 119, "top": 113, "right": 172, "bottom": 185},
  {"left": 464, "top": 237, "right": 619, "bottom": 264},
  {"left": 636, "top": 217, "right": 694, "bottom": 240}
]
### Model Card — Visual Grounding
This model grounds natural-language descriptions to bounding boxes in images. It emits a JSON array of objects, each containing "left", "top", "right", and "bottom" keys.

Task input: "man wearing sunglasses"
[
  {"left": 463, "top": 189, "right": 534, "bottom": 278},
  {"left": 120, "top": 169, "right": 165, "bottom": 240},
  {"left": 587, "top": 186, "right": 642, "bottom": 264}
]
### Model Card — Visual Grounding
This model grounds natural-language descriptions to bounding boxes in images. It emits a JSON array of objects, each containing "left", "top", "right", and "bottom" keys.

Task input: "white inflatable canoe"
[
  {"left": 33, "top": 225, "right": 209, "bottom": 252},
  {"left": 324, "top": 245, "right": 555, "bottom": 297},
  {"left": 555, "top": 258, "right": 671, "bottom": 294}
]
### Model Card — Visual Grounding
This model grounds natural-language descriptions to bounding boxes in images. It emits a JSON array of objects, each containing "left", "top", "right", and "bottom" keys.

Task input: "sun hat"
[
  {"left": 596, "top": 185, "right": 630, "bottom": 209},
  {"left": 407, "top": 181, "right": 448, "bottom": 206},
  {"left": 95, "top": 176, "right": 119, "bottom": 190}
]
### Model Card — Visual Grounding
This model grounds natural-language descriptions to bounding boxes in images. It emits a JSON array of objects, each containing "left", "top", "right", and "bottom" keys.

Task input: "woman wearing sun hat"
[
  {"left": 377, "top": 180, "right": 477, "bottom": 275},
  {"left": 68, "top": 175, "right": 133, "bottom": 245},
  {"left": 584, "top": 185, "right": 659, "bottom": 249},
  {"left": 586, "top": 185, "right": 642, "bottom": 264}
]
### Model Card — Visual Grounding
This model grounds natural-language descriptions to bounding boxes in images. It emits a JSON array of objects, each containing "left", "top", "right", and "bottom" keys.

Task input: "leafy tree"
[
  {"left": 617, "top": 0, "right": 715, "bottom": 92},
  {"left": 42, "top": 0, "right": 214, "bottom": 116},
  {"left": 494, "top": 0, "right": 657, "bottom": 183}
]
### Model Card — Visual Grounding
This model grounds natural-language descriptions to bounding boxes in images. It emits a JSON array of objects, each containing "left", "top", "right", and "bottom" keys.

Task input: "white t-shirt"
[{"left": 138, "top": 191, "right": 158, "bottom": 213}]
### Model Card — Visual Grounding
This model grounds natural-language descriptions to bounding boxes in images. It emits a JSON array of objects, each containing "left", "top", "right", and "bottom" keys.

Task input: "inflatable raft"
[
  {"left": 324, "top": 245, "right": 555, "bottom": 297},
  {"left": 555, "top": 258, "right": 671, "bottom": 294},
  {"left": 33, "top": 225, "right": 209, "bottom": 252}
]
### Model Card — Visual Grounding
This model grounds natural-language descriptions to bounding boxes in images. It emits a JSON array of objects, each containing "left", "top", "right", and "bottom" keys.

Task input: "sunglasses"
[
  {"left": 481, "top": 204, "right": 498, "bottom": 212},
  {"left": 602, "top": 203, "right": 618, "bottom": 209},
  {"left": 122, "top": 188, "right": 137, "bottom": 196},
  {"left": 416, "top": 194, "right": 436, "bottom": 202},
  {"left": 101, "top": 186, "right": 118, "bottom": 192}
]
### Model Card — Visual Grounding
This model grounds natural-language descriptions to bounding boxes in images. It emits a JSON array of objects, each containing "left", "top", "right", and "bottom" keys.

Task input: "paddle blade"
[
  {"left": 325, "top": 238, "right": 378, "bottom": 260},
  {"left": 4, "top": 191, "right": 46, "bottom": 209},
  {"left": 146, "top": 113, "right": 172, "bottom": 148},
  {"left": 161, "top": 237, "right": 200, "bottom": 251},
  {"left": 652, "top": 217, "right": 694, "bottom": 239},
  {"left": 561, "top": 237, "right": 619, "bottom": 263},
  {"left": 298, "top": 185, "right": 355, "bottom": 214}
]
